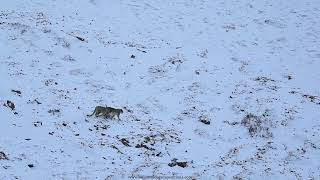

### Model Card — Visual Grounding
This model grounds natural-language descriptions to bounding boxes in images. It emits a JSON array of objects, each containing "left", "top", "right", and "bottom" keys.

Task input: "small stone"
[
  {"left": 0, "top": 152, "right": 9, "bottom": 160},
  {"left": 120, "top": 138, "right": 131, "bottom": 147},
  {"left": 176, "top": 161, "right": 188, "bottom": 168},
  {"left": 199, "top": 116, "right": 210, "bottom": 125},
  {"left": 6, "top": 100, "right": 15, "bottom": 110},
  {"left": 11, "top": 89, "right": 22, "bottom": 96}
]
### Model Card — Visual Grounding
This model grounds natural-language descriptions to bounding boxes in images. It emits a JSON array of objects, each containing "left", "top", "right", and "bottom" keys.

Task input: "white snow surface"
[{"left": 1, "top": 0, "right": 320, "bottom": 179}]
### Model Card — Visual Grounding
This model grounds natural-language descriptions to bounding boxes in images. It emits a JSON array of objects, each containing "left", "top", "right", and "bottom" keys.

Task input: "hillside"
[{"left": 1, "top": 0, "right": 320, "bottom": 179}]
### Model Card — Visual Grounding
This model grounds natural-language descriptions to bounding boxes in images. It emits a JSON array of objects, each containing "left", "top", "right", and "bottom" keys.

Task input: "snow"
[{"left": 1, "top": 0, "right": 320, "bottom": 179}]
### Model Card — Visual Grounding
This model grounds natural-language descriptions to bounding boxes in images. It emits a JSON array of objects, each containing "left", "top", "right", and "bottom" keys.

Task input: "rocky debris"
[
  {"left": 241, "top": 111, "right": 273, "bottom": 138},
  {"left": 169, "top": 58, "right": 183, "bottom": 65},
  {"left": 302, "top": 94, "right": 320, "bottom": 105},
  {"left": 198, "top": 49, "right": 208, "bottom": 58},
  {"left": 223, "top": 24, "right": 236, "bottom": 32},
  {"left": 27, "top": 164, "right": 34, "bottom": 168},
  {"left": 93, "top": 124, "right": 109, "bottom": 131},
  {"left": 0, "top": 151, "right": 9, "bottom": 160},
  {"left": 155, "top": 152, "right": 162, "bottom": 157},
  {"left": 48, "top": 109, "right": 60, "bottom": 115},
  {"left": 44, "top": 79, "right": 58, "bottom": 86},
  {"left": 33, "top": 121, "right": 42, "bottom": 127},
  {"left": 168, "top": 158, "right": 188, "bottom": 168},
  {"left": 253, "top": 77, "right": 280, "bottom": 91},
  {"left": 130, "top": 55, "right": 135, "bottom": 59},
  {"left": 2, "top": 165, "right": 10, "bottom": 169},
  {"left": 242, "top": 114, "right": 262, "bottom": 136},
  {"left": 62, "top": 30, "right": 86, "bottom": 42},
  {"left": 4, "top": 100, "right": 15, "bottom": 110},
  {"left": 75, "top": 36, "right": 85, "bottom": 42},
  {"left": 288, "top": 90, "right": 320, "bottom": 105},
  {"left": 176, "top": 161, "right": 188, "bottom": 168},
  {"left": 27, "top": 99, "right": 42, "bottom": 104},
  {"left": 34, "top": 99, "right": 42, "bottom": 104},
  {"left": 120, "top": 138, "right": 131, "bottom": 147},
  {"left": 199, "top": 116, "right": 210, "bottom": 125},
  {"left": 255, "top": 76, "right": 276, "bottom": 84},
  {"left": 111, "top": 145, "right": 123, "bottom": 154},
  {"left": 11, "top": 89, "right": 21, "bottom": 96},
  {"left": 62, "top": 55, "right": 76, "bottom": 62},
  {"left": 223, "top": 121, "right": 239, "bottom": 126},
  {"left": 137, "top": 49, "right": 147, "bottom": 53},
  {"left": 135, "top": 143, "right": 155, "bottom": 151},
  {"left": 143, "top": 136, "right": 157, "bottom": 146}
]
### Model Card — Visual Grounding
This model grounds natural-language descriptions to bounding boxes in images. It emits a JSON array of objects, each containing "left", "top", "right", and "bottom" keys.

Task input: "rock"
[
  {"left": 33, "top": 121, "right": 43, "bottom": 127},
  {"left": 0, "top": 152, "right": 9, "bottom": 160},
  {"left": 120, "top": 138, "right": 131, "bottom": 147},
  {"left": 11, "top": 89, "right": 22, "bottom": 96},
  {"left": 176, "top": 161, "right": 188, "bottom": 168},
  {"left": 48, "top": 109, "right": 60, "bottom": 115},
  {"left": 135, "top": 143, "right": 154, "bottom": 151},
  {"left": 199, "top": 116, "right": 210, "bottom": 125},
  {"left": 168, "top": 158, "right": 188, "bottom": 168},
  {"left": 5, "top": 100, "right": 15, "bottom": 110}
]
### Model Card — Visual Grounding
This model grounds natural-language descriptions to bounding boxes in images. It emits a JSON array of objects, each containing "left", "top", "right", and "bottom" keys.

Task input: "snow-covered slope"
[{"left": 1, "top": 0, "right": 319, "bottom": 179}]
